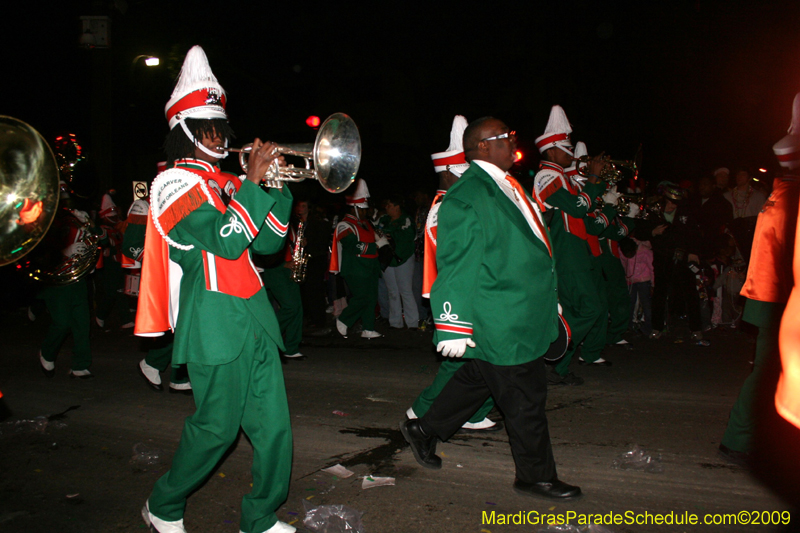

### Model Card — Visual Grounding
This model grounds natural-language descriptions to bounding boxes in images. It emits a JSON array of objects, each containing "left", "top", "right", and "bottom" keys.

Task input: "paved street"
[{"left": 1, "top": 307, "right": 798, "bottom": 533}]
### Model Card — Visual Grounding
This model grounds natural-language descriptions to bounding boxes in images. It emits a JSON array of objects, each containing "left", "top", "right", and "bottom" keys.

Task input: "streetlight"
[{"left": 132, "top": 55, "right": 160, "bottom": 68}]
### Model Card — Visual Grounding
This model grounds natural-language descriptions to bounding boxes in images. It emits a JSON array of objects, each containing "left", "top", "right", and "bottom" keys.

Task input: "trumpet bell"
[
  {"left": 314, "top": 113, "right": 361, "bottom": 193},
  {"left": 0, "top": 116, "right": 60, "bottom": 267}
]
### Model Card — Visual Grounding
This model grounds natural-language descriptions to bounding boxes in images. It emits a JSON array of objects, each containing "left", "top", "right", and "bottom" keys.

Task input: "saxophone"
[{"left": 290, "top": 220, "right": 311, "bottom": 283}]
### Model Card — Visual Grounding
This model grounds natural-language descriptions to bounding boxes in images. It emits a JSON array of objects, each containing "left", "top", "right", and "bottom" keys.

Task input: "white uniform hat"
[
  {"left": 431, "top": 115, "right": 469, "bottom": 178},
  {"left": 346, "top": 179, "right": 370, "bottom": 208},
  {"left": 535, "top": 105, "right": 573, "bottom": 155},
  {"left": 128, "top": 199, "right": 150, "bottom": 218},
  {"left": 165, "top": 46, "right": 229, "bottom": 160},
  {"left": 100, "top": 193, "right": 120, "bottom": 222},
  {"left": 773, "top": 93, "right": 800, "bottom": 170},
  {"left": 165, "top": 46, "right": 227, "bottom": 130}
]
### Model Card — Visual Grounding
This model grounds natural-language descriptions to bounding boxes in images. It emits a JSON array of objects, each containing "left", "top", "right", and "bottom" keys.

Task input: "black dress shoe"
[
  {"left": 513, "top": 477, "right": 582, "bottom": 501},
  {"left": 718, "top": 444, "right": 750, "bottom": 467},
  {"left": 400, "top": 419, "right": 441, "bottom": 469}
]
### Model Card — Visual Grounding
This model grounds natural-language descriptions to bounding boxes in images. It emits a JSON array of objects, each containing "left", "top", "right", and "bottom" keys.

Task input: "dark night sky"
[{"left": 4, "top": 1, "right": 800, "bottom": 206}]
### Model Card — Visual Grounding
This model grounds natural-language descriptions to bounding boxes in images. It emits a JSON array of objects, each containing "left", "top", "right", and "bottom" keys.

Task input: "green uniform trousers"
[
  {"left": 555, "top": 266, "right": 607, "bottom": 374},
  {"left": 599, "top": 253, "right": 630, "bottom": 345},
  {"left": 339, "top": 268, "right": 379, "bottom": 332},
  {"left": 148, "top": 324, "right": 292, "bottom": 533},
  {"left": 721, "top": 299, "right": 784, "bottom": 453},
  {"left": 262, "top": 265, "right": 303, "bottom": 355},
  {"left": 144, "top": 336, "right": 188, "bottom": 385},
  {"left": 95, "top": 261, "right": 133, "bottom": 325},
  {"left": 412, "top": 359, "right": 495, "bottom": 424},
  {"left": 39, "top": 279, "right": 92, "bottom": 371}
]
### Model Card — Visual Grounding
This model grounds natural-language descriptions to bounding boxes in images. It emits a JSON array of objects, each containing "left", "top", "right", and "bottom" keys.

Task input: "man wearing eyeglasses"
[
  {"left": 533, "top": 105, "right": 614, "bottom": 386},
  {"left": 401, "top": 116, "right": 582, "bottom": 501}
]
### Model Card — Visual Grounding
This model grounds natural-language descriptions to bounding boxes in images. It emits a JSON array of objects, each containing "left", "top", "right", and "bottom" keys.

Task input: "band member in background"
[
  {"left": 135, "top": 45, "right": 295, "bottom": 533},
  {"left": 293, "top": 198, "right": 330, "bottom": 332},
  {"left": 533, "top": 108, "right": 613, "bottom": 384},
  {"left": 37, "top": 183, "right": 97, "bottom": 379},
  {"left": 95, "top": 191, "right": 135, "bottom": 329},
  {"left": 401, "top": 116, "right": 581, "bottom": 501},
  {"left": 125, "top": 195, "right": 192, "bottom": 393},
  {"left": 407, "top": 115, "right": 500, "bottom": 432},
  {"left": 260, "top": 199, "right": 306, "bottom": 360},
  {"left": 330, "top": 179, "right": 387, "bottom": 339}
]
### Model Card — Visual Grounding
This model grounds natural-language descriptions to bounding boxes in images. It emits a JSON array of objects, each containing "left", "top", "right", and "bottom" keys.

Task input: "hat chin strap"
[
  {"left": 179, "top": 120, "right": 228, "bottom": 160},
  {"left": 556, "top": 144, "right": 574, "bottom": 157}
]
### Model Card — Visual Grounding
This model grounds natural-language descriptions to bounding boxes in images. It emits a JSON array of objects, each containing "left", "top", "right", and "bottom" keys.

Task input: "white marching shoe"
[
  {"left": 240, "top": 521, "right": 297, "bottom": 533},
  {"left": 361, "top": 330, "right": 384, "bottom": 339},
  {"left": 142, "top": 500, "right": 186, "bottom": 533},
  {"left": 336, "top": 319, "right": 348, "bottom": 337}
]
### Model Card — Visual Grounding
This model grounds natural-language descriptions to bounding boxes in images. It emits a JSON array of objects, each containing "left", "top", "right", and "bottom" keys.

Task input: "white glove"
[
  {"left": 602, "top": 189, "right": 622, "bottom": 206},
  {"left": 436, "top": 338, "right": 476, "bottom": 358},
  {"left": 627, "top": 202, "right": 641, "bottom": 217},
  {"left": 376, "top": 235, "right": 390, "bottom": 248},
  {"left": 70, "top": 209, "right": 90, "bottom": 224},
  {"left": 63, "top": 242, "right": 88, "bottom": 257}
]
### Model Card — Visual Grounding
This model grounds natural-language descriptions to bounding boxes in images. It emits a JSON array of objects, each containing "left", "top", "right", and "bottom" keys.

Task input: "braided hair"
[{"left": 163, "top": 118, "right": 235, "bottom": 165}]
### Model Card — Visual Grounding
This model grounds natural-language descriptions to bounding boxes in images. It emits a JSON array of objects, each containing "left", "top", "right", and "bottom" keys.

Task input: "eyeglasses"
[{"left": 481, "top": 131, "right": 516, "bottom": 143}]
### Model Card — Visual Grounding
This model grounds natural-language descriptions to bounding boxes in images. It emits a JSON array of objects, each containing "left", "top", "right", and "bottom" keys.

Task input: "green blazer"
[
  {"left": 430, "top": 162, "right": 559, "bottom": 366},
  {"left": 165, "top": 177, "right": 293, "bottom": 366}
]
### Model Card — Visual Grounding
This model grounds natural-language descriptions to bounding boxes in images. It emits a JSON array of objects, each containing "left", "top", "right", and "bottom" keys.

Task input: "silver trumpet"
[{"left": 224, "top": 113, "right": 361, "bottom": 194}]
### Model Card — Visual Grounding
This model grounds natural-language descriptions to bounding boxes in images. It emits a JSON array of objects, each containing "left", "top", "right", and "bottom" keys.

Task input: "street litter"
[
  {"left": 361, "top": 475, "right": 394, "bottom": 489},
  {"left": 365, "top": 395, "right": 391, "bottom": 403},
  {"left": 321, "top": 464, "right": 354, "bottom": 478},
  {"left": 611, "top": 444, "right": 663, "bottom": 473},
  {"left": 332, "top": 410, "right": 348, "bottom": 417},
  {"left": 303, "top": 500, "right": 365, "bottom": 533},
  {"left": 131, "top": 442, "right": 163, "bottom": 465}
]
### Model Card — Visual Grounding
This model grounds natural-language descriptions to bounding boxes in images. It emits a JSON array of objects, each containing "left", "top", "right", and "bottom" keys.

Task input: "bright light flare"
[
  {"left": 758, "top": 168, "right": 767, "bottom": 173},
  {"left": 514, "top": 150, "right": 523, "bottom": 163},
  {"left": 306, "top": 116, "right": 321, "bottom": 128},
  {"left": 145, "top": 57, "right": 159, "bottom": 67}
]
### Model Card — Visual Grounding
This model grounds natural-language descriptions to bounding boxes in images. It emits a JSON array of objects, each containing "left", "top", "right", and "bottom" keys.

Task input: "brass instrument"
[
  {"left": 25, "top": 221, "right": 101, "bottom": 284},
  {"left": 290, "top": 221, "right": 310, "bottom": 283},
  {"left": 0, "top": 116, "right": 60, "bottom": 266},
  {"left": 225, "top": 113, "right": 361, "bottom": 194},
  {"left": 575, "top": 155, "right": 638, "bottom": 185}
]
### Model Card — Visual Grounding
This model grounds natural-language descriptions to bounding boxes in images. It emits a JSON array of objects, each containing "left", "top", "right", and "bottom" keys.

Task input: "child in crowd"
[{"left": 620, "top": 237, "right": 654, "bottom": 336}]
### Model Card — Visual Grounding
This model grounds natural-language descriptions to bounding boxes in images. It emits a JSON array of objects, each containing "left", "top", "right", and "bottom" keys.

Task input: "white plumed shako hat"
[
  {"left": 535, "top": 105, "right": 573, "bottom": 156},
  {"left": 165, "top": 46, "right": 227, "bottom": 130},
  {"left": 346, "top": 179, "right": 370, "bottom": 208},
  {"left": 431, "top": 115, "right": 469, "bottom": 178}
]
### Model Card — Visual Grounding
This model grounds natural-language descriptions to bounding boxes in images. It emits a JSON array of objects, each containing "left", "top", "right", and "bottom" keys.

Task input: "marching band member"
[
  {"left": 329, "top": 179, "right": 386, "bottom": 339},
  {"left": 124, "top": 194, "right": 192, "bottom": 393},
  {"left": 135, "top": 46, "right": 295, "bottom": 533},
  {"left": 37, "top": 183, "right": 97, "bottom": 379},
  {"left": 407, "top": 115, "right": 500, "bottom": 433},
  {"left": 723, "top": 93, "right": 800, "bottom": 464},
  {"left": 402, "top": 116, "right": 581, "bottom": 501},
  {"left": 533, "top": 108, "right": 613, "bottom": 384},
  {"left": 95, "top": 192, "right": 135, "bottom": 329},
  {"left": 260, "top": 200, "right": 306, "bottom": 359}
]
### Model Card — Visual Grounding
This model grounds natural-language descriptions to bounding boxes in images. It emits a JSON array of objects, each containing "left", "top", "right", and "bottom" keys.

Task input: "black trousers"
[
  {"left": 420, "top": 357, "right": 557, "bottom": 484},
  {"left": 652, "top": 257, "right": 702, "bottom": 332}
]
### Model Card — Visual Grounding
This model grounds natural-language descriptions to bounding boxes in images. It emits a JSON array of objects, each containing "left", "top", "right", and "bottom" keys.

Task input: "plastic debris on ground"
[
  {"left": 361, "top": 475, "right": 394, "bottom": 489},
  {"left": 332, "top": 410, "right": 348, "bottom": 417},
  {"left": 611, "top": 444, "right": 663, "bottom": 473},
  {"left": 131, "top": 442, "right": 163, "bottom": 465},
  {"left": 302, "top": 499, "right": 365, "bottom": 533},
  {"left": 321, "top": 464, "right": 354, "bottom": 478}
]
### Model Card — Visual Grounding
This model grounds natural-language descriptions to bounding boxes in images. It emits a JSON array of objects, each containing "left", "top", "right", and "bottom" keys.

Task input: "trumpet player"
[
  {"left": 135, "top": 46, "right": 296, "bottom": 533},
  {"left": 533, "top": 108, "right": 616, "bottom": 385}
]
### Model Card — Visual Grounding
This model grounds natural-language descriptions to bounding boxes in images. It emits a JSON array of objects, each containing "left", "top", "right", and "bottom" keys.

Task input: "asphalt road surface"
[{"left": 1, "top": 307, "right": 799, "bottom": 533}]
